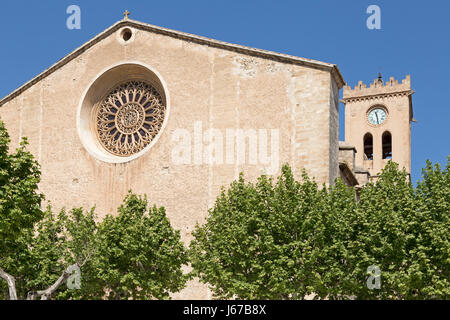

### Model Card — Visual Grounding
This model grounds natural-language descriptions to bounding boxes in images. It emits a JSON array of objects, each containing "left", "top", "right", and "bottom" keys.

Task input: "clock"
[{"left": 368, "top": 107, "right": 387, "bottom": 125}]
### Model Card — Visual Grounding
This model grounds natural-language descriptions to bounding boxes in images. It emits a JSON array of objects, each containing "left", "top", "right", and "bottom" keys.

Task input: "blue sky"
[{"left": 0, "top": 0, "right": 448, "bottom": 183}]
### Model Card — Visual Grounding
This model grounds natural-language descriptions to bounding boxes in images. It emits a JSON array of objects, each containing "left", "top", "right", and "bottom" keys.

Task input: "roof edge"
[{"left": 0, "top": 19, "right": 345, "bottom": 107}]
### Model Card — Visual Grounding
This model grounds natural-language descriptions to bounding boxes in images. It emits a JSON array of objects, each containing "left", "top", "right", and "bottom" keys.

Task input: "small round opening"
[{"left": 121, "top": 28, "right": 132, "bottom": 42}]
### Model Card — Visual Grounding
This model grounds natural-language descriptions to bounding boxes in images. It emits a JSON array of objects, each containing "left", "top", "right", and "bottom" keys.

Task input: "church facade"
[{"left": 0, "top": 17, "right": 412, "bottom": 299}]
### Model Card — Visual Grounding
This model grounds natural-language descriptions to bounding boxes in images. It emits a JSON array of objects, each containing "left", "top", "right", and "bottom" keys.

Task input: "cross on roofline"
[{"left": 123, "top": 10, "right": 130, "bottom": 20}]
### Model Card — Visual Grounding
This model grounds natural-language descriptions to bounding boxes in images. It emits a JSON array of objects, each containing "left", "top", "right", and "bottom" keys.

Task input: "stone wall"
[{"left": 0, "top": 22, "right": 343, "bottom": 299}]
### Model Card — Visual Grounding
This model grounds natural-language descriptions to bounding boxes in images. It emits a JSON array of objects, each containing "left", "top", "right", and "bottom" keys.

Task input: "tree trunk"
[{"left": 0, "top": 267, "right": 18, "bottom": 300}]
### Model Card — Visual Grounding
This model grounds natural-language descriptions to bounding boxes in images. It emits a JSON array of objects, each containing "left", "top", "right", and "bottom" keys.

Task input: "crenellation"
[
  {"left": 386, "top": 77, "right": 399, "bottom": 87},
  {"left": 343, "top": 75, "right": 411, "bottom": 100}
]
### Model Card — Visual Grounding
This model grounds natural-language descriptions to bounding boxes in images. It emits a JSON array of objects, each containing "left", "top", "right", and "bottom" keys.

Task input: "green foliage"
[
  {"left": 0, "top": 120, "right": 44, "bottom": 299},
  {"left": 2, "top": 193, "right": 189, "bottom": 300},
  {"left": 189, "top": 165, "right": 329, "bottom": 299},
  {"left": 1, "top": 117, "right": 447, "bottom": 300},
  {"left": 26, "top": 206, "right": 98, "bottom": 300},
  {"left": 0, "top": 120, "right": 98, "bottom": 300},
  {"left": 1, "top": 193, "right": 189, "bottom": 300},
  {"left": 338, "top": 162, "right": 419, "bottom": 299},
  {"left": 1, "top": 204, "right": 98, "bottom": 300},
  {"left": 190, "top": 161, "right": 450, "bottom": 300},
  {"left": 0, "top": 121, "right": 188, "bottom": 300},
  {"left": 413, "top": 159, "right": 449, "bottom": 298},
  {"left": 93, "top": 192, "right": 189, "bottom": 300},
  {"left": 309, "top": 178, "right": 358, "bottom": 299},
  {"left": 332, "top": 161, "right": 449, "bottom": 299}
]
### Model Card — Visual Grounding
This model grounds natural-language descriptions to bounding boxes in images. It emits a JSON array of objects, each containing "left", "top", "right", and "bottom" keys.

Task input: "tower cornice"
[{"left": 342, "top": 89, "right": 414, "bottom": 103}]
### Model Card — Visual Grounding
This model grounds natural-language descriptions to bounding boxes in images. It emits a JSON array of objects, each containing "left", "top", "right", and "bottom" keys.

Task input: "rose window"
[{"left": 95, "top": 81, "right": 166, "bottom": 156}]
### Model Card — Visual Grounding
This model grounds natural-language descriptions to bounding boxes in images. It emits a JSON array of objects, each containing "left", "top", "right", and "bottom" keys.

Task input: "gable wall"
[{"left": 0, "top": 25, "right": 339, "bottom": 298}]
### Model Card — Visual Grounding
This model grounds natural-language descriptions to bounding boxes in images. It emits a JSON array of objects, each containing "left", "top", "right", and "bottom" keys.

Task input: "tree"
[
  {"left": 410, "top": 159, "right": 449, "bottom": 298},
  {"left": 0, "top": 120, "right": 189, "bottom": 300},
  {"left": 92, "top": 192, "right": 189, "bottom": 300},
  {"left": 2, "top": 193, "right": 189, "bottom": 300},
  {"left": 0, "top": 120, "right": 44, "bottom": 299},
  {"left": 25, "top": 206, "right": 99, "bottom": 300},
  {"left": 0, "top": 119, "right": 98, "bottom": 300},
  {"left": 309, "top": 177, "right": 358, "bottom": 299},
  {"left": 334, "top": 162, "right": 418, "bottom": 299},
  {"left": 331, "top": 161, "right": 449, "bottom": 299},
  {"left": 1, "top": 204, "right": 98, "bottom": 300},
  {"left": 189, "top": 164, "right": 332, "bottom": 299},
  {"left": 190, "top": 161, "right": 449, "bottom": 300}
]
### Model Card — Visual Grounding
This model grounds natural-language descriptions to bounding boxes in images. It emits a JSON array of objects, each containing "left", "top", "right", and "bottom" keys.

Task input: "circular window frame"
[
  {"left": 77, "top": 62, "right": 171, "bottom": 164},
  {"left": 366, "top": 104, "right": 389, "bottom": 127},
  {"left": 117, "top": 27, "right": 136, "bottom": 45}
]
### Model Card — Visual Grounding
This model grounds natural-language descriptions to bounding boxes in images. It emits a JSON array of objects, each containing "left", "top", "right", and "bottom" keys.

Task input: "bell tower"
[{"left": 342, "top": 74, "right": 414, "bottom": 179}]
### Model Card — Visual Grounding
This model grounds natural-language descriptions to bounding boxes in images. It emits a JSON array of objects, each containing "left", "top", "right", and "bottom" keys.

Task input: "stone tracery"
[{"left": 95, "top": 80, "right": 166, "bottom": 156}]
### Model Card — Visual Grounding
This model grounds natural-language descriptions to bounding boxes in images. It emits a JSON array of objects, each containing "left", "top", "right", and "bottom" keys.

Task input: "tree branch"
[
  {"left": 0, "top": 267, "right": 18, "bottom": 300},
  {"left": 78, "top": 252, "right": 91, "bottom": 268},
  {"left": 27, "top": 263, "right": 79, "bottom": 300}
]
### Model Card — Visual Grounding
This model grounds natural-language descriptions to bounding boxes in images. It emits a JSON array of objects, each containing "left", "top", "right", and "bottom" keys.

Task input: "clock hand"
[{"left": 375, "top": 112, "right": 379, "bottom": 124}]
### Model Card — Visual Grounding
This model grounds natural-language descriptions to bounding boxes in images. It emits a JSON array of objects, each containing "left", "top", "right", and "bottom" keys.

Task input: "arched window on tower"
[
  {"left": 364, "top": 133, "right": 373, "bottom": 160},
  {"left": 382, "top": 131, "right": 392, "bottom": 159}
]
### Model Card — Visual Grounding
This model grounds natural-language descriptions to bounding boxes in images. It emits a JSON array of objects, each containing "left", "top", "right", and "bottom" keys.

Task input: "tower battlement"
[{"left": 343, "top": 75, "right": 411, "bottom": 100}]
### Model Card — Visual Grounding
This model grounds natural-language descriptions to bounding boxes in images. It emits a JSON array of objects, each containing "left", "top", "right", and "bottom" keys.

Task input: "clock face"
[{"left": 368, "top": 108, "right": 387, "bottom": 125}]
